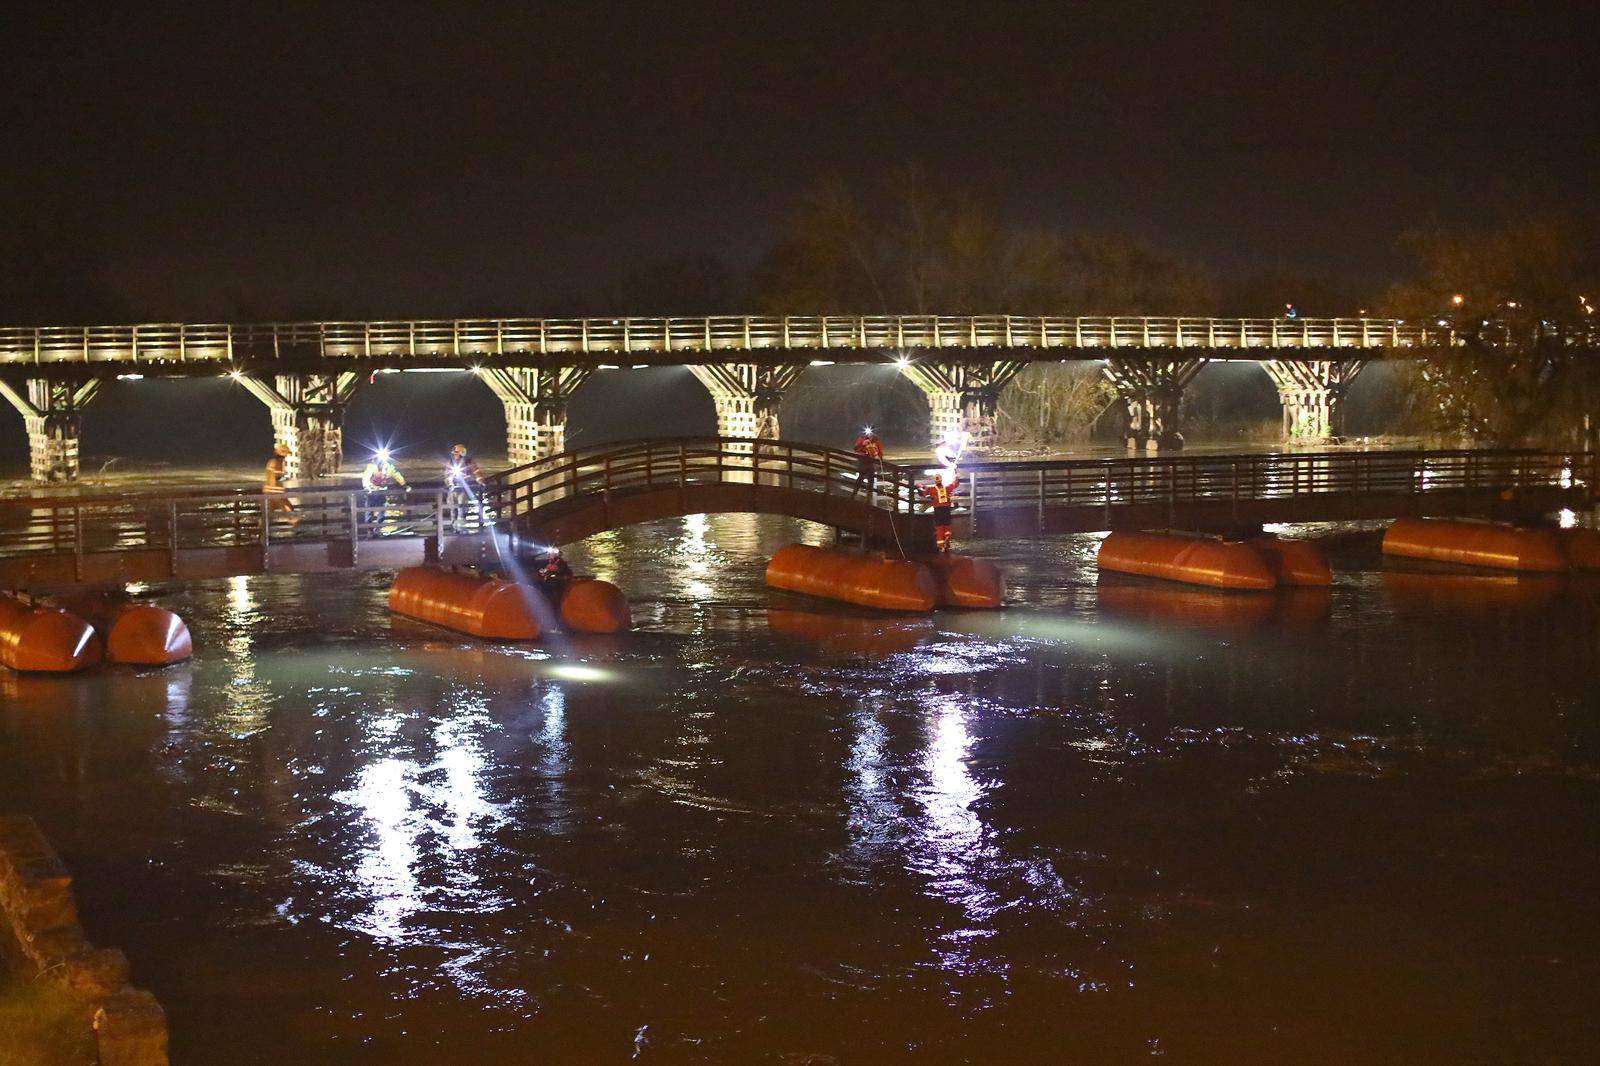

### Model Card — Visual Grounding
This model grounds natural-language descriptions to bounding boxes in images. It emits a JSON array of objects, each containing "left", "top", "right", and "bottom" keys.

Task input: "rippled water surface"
[{"left": 3, "top": 515, "right": 1598, "bottom": 1063}]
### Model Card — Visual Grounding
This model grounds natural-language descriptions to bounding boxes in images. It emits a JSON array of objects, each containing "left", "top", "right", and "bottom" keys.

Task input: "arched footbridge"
[{"left": 0, "top": 438, "right": 1592, "bottom": 589}]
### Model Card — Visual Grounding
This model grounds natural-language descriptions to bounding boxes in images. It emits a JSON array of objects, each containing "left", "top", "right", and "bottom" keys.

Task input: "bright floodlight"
[{"left": 376, "top": 447, "right": 390, "bottom": 462}]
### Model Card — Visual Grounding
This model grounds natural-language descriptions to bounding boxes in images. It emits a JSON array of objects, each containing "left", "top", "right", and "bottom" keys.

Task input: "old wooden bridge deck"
[{"left": 0, "top": 439, "right": 1592, "bottom": 590}]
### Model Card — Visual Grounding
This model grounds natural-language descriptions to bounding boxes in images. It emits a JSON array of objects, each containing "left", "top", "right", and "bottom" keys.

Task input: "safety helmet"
[
  {"left": 452, "top": 443, "right": 467, "bottom": 454},
  {"left": 273, "top": 443, "right": 290, "bottom": 457}
]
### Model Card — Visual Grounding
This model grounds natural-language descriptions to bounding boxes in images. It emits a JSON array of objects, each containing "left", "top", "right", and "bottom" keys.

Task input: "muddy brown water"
[{"left": 1, "top": 514, "right": 1597, "bottom": 1063}]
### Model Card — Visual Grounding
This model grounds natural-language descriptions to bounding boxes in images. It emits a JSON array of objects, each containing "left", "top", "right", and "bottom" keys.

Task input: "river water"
[{"left": 1, "top": 515, "right": 1597, "bottom": 1063}]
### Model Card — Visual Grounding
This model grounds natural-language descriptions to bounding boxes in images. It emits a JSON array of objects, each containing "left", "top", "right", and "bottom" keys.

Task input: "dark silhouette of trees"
[{"left": 1384, "top": 215, "right": 1598, "bottom": 446}]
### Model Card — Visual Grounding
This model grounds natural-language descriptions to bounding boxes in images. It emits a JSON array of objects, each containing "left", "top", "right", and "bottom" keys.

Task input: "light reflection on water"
[{"left": 0, "top": 512, "right": 1597, "bottom": 1062}]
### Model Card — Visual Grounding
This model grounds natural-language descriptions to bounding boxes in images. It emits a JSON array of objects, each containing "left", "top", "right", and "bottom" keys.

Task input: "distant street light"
[{"left": 1451, "top": 293, "right": 1465, "bottom": 307}]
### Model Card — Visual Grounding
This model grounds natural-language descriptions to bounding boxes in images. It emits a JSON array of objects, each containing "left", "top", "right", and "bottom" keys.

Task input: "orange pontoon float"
[
  {"left": 1381, "top": 518, "right": 1567, "bottom": 572},
  {"left": 914, "top": 553, "right": 1006, "bottom": 608},
  {"left": 554, "top": 578, "right": 632, "bottom": 634},
  {"left": 0, "top": 594, "right": 103, "bottom": 673},
  {"left": 1251, "top": 535, "right": 1333, "bottom": 587},
  {"left": 52, "top": 593, "right": 192, "bottom": 666},
  {"left": 766, "top": 544, "right": 938, "bottom": 612},
  {"left": 1096, "top": 532, "right": 1277, "bottom": 590},
  {"left": 389, "top": 567, "right": 543, "bottom": 639}
]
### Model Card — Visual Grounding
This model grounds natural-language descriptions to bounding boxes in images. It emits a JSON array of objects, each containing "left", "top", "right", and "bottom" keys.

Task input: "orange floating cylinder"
[
  {"left": 1096, "top": 531, "right": 1277, "bottom": 590},
  {"left": 52, "top": 594, "right": 192, "bottom": 666},
  {"left": 558, "top": 578, "right": 632, "bottom": 634},
  {"left": 1381, "top": 519, "right": 1568, "bottom": 573},
  {"left": 1560, "top": 528, "right": 1600, "bottom": 570},
  {"left": 0, "top": 594, "right": 103, "bottom": 673},
  {"left": 389, "top": 566, "right": 542, "bottom": 639},
  {"left": 914, "top": 553, "right": 1006, "bottom": 608},
  {"left": 765, "top": 544, "right": 938, "bottom": 612},
  {"left": 1251, "top": 535, "right": 1333, "bottom": 587}
]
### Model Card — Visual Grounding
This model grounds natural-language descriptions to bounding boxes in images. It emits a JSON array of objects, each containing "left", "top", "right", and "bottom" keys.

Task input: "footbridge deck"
[
  {"left": 3, "top": 315, "right": 1589, "bottom": 376},
  {"left": 0, "top": 440, "right": 1591, "bottom": 590}
]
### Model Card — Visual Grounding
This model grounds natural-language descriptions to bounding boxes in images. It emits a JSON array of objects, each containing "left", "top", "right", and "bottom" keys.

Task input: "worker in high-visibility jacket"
[
  {"left": 361, "top": 450, "right": 408, "bottom": 529},
  {"left": 920, "top": 472, "right": 960, "bottom": 552},
  {"left": 263, "top": 443, "right": 299, "bottom": 526},
  {"left": 446, "top": 444, "right": 485, "bottom": 532},
  {"left": 852, "top": 427, "right": 884, "bottom": 500}
]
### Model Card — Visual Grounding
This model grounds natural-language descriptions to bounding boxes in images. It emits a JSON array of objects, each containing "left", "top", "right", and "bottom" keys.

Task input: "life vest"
[
  {"left": 854, "top": 435, "right": 883, "bottom": 459},
  {"left": 925, "top": 481, "right": 956, "bottom": 507},
  {"left": 363, "top": 463, "right": 401, "bottom": 491}
]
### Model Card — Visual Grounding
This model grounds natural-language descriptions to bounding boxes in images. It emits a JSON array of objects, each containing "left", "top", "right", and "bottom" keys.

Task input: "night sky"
[
  {"left": 0, "top": 4, "right": 1592, "bottom": 468},
  {"left": 6, "top": 3, "right": 1593, "bottom": 318}
]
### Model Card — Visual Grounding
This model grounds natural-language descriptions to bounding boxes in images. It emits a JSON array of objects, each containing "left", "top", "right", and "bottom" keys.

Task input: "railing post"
[
  {"left": 678, "top": 443, "right": 687, "bottom": 488},
  {"left": 348, "top": 493, "right": 360, "bottom": 559},
  {"left": 435, "top": 490, "right": 446, "bottom": 543},
  {"left": 969, "top": 470, "right": 978, "bottom": 535},
  {"left": 1231, "top": 460, "right": 1240, "bottom": 520},
  {"left": 168, "top": 500, "right": 179, "bottom": 576},
  {"left": 260, "top": 498, "right": 271, "bottom": 571},
  {"left": 1102, "top": 466, "right": 1112, "bottom": 530},
  {"left": 72, "top": 503, "right": 84, "bottom": 582},
  {"left": 1037, "top": 469, "right": 1045, "bottom": 532}
]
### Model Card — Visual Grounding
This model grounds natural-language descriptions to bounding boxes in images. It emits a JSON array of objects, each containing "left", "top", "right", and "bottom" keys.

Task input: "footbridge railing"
[
  {"left": 944, "top": 449, "right": 1595, "bottom": 533},
  {"left": 486, "top": 440, "right": 1595, "bottom": 540},
  {"left": 6, "top": 316, "right": 1597, "bottom": 369},
  {"left": 482, "top": 437, "right": 923, "bottom": 519},
  {"left": 0, "top": 444, "right": 1591, "bottom": 588}
]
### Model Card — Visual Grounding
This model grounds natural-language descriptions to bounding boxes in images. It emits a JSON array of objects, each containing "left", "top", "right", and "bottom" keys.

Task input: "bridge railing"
[
  {"left": 8, "top": 315, "right": 1594, "bottom": 366},
  {"left": 947, "top": 448, "right": 1593, "bottom": 521},
  {"left": 0, "top": 485, "right": 470, "bottom": 566},
  {"left": 482, "top": 437, "right": 923, "bottom": 521}
]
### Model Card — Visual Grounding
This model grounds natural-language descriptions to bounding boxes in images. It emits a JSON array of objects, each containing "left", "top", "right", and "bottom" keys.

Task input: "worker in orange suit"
[
  {"left": 852, "top": 427, "right": 884, "bottom": 500},
  {"left": 263, "top": 443, "right": 299, "bottom": 526},
  {"left": 920, "top": 472, "right": 959, "bottom": 552}
]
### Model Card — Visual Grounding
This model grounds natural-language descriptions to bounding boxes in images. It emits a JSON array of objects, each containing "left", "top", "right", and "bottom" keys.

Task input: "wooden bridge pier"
[
  {"left": 897, "top": 359, "right": 1028, "bottom": 452},
  {"left": 1263, "top": 359, "right": 1368, "bottom": 443},
  {"left": 0, "top": 378, "right": 102, "bottom": 481},
  {"left": 1103, "top": 357, "right": 1207, "bottom": 452},
  {"left": 234, "top": 371, "right": 363, "bottom": 480}
]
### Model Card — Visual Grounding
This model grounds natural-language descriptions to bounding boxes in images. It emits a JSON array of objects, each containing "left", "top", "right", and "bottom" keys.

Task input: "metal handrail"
[
  {"left": 2, "top": 444, "right": 1592, "bottom": 564},
  {"left": 483, "top": 437, "right": 924, "bottom": 522},
  {"left": 5, "top": 315, "right": 1597, "bottom": 367}
]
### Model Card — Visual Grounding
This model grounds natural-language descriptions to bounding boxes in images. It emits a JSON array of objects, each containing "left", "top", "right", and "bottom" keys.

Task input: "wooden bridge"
[
  {"left": 0, "top": 439, "right": 1591, "bottom": 590},
  {"left": 6, "top": 313, "right": 1598, "bottom": 482},
  {"left": 5, "top": 315, "right": 1580, "bottom": 372}
]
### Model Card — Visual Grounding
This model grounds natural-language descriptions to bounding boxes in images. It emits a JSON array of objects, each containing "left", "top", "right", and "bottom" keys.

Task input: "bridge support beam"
[
  {"left": 1103, "top": 357, "right": 1205, "bottom": 452},
  {"left": 900, "top": 360, "right": 1026, "bottom": 453},
  {"left": 481, "top": 367, "right": 593, "bottom": 463},
  {"left": 237, "top": 372, "right": 361, "bottom": 480},
  {"left": 688, "top": 364, "right": 803, "bottom": 441},
  {"left": 1264, "top": 360, "right": 1366, "bottom": 443},
  {"left": 0, "top": 378, "right": 103, "bottom": 482}
]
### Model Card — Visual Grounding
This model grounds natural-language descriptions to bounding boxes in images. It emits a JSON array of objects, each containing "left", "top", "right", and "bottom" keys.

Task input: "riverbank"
[{"left": 0, "top": 964, "right": 95, "bottom": 1066}]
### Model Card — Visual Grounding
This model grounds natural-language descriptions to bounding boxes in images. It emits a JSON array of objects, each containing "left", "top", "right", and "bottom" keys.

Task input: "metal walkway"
[{"left": 0, "top": 441, "right": 1592, "bottom": 590}]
